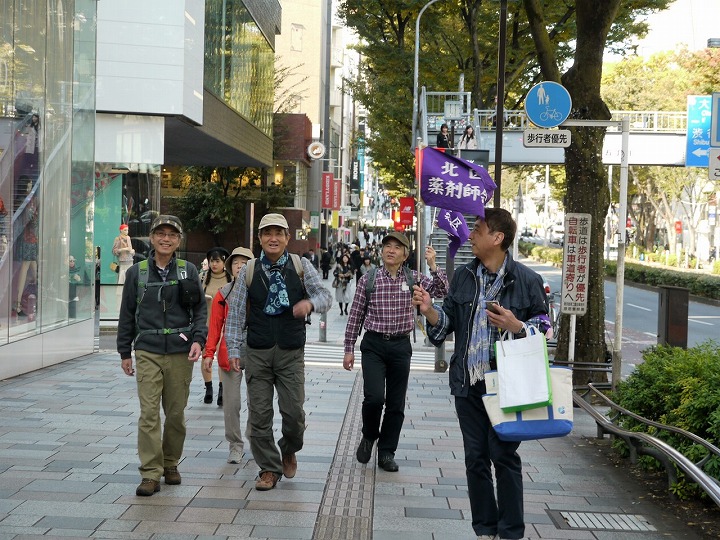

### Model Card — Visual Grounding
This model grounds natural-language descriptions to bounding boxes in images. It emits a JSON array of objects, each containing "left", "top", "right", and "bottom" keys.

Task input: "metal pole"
[
  {"left": 412, "top": 0, "right": 445, "bottom": 151},
  {"left": 319, "top": 0, "right": 333, "bottom": 344},
  {"left": 612, "top": 117, "right": 630, "bottom": 389},
  {"left": 543, "top": 165, "right": 549, "bottom": 247},
  {"left": 493, "top": 0, "right": 508, "bottom": 207}
]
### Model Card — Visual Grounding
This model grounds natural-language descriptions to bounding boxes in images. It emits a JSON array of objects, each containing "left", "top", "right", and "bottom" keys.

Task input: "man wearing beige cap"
[
  {"left": 225, "top": 212, "right": 332, "bottom": 491},
  {"left": 117, "top": 214, "right": 207, "bottom": 497}
]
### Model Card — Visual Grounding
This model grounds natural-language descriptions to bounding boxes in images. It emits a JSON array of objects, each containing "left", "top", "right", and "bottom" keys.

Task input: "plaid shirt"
[{"left": 344, "top": 266, "right": 448, "bottom": 353}]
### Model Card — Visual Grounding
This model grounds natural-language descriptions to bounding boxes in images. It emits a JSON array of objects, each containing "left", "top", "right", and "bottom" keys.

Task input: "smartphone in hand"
[{"left": 485, "top": 300, "right": 501, "bottom": 314}]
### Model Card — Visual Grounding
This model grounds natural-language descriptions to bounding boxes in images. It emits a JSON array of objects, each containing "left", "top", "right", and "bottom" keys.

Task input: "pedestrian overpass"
[{"left": 420, "top": 89, "right": 693, "bottom": 167}]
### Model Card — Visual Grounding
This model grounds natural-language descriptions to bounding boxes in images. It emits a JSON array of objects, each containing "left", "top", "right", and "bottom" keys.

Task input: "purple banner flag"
[
  {"left": 420, "top": 148, "right": 496, "bottom": 217},
  {"left": 436, "top": 209, "right": 469, "bottom": 259}
]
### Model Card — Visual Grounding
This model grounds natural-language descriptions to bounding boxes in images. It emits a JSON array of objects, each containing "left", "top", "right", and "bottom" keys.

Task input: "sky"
[{"left": 633, "top": 0, "right": 720, "bottom": 56}]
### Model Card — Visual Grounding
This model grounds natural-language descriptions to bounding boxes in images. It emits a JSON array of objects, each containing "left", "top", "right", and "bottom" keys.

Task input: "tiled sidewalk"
[{"left": 0, "top": 347, "right": 702, "bottom": 540}]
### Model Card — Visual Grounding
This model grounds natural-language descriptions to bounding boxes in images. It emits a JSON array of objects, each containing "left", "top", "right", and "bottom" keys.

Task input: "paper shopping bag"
[
  {"left": 483, "top": 367, "right": 573, "bottom": 442},
  {"left": 495, "top": 324, "right": 551, "bottom": 412}
]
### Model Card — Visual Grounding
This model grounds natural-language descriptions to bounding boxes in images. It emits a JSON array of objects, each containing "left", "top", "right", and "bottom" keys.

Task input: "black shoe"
[
  {"left": 378, "top": 455, "right": 399, "bottom": 472},
  {"left": 204, "top": 384, "right": 213, "bottom": 404},
  {"left": 356, "top": 437, "right": 374, "bottom": 464},
  {"left": 217, "top": 382, "right": 223, "bottom": 406}
]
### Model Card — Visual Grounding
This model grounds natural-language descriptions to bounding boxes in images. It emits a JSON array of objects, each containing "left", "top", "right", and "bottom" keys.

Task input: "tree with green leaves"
[
  {"left": 341, "top": 0, "right": 675, "bottom": 376},
  {"left": 171, "top": 167, "right": 293, "bottom": 247},
  {"left": 602, "top": 48, "right": 720, "bottom": 256}
]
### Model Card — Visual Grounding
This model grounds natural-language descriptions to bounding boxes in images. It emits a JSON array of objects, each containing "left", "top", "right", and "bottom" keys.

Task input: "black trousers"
[{"left": 359, "top": 331, "right": 412, "bottom": 457}]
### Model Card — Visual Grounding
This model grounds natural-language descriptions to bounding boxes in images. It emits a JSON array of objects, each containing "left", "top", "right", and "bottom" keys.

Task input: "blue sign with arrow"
[
  {"left": 525, "top": 82, "right": 572, "bottom": 128},
  {"left": 686, "top": 95, "right": 711, "bottom": 167}
]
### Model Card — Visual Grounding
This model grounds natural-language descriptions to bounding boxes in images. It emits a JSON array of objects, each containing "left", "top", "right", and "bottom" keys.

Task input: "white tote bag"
[
  {"left": 483, "top": 367, "right": 573, "bottom": 441},
  {"left": 495, "top": 324, "right": 551, "bottom": 412}
]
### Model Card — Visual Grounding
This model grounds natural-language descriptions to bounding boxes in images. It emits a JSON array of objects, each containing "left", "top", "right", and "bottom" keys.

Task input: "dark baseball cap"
[
  {"left": 151, "top": 214, "right": 183, "bottom": 235},
  {"left": 382, "top": 231, "right": 410, "bottom": 250}
]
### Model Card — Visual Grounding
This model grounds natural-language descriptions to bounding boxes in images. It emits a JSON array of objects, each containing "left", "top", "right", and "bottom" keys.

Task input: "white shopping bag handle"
[{"left": 497, "top": 323, "right": 539, "bottom": 356}]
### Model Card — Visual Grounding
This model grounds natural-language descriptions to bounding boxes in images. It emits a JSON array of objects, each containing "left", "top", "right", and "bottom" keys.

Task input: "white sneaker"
[
  {"left": 477, "top": 536, "right": 496, "bottom": 540},
  {"left": 227, "top": 447, "right": 243, "bottom": 464}
]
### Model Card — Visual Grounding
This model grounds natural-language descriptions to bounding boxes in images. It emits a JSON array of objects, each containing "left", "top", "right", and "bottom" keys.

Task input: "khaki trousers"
[
  {"left": 135, "top": 350, "right": 194, "bottom": 480},
  {"left": 219, "top": 367, "right": 250, "bottom": 451},
  {"left": 245, "top": 345, "right": 305, "bottom": 475}
]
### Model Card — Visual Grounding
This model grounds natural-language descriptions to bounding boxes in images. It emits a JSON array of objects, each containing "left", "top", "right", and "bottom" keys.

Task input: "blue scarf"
[
  {"left": 466, "top": 257, "right": 507, "bottom": 385},
  {"left": 261, "top": 251, "right": 290, "bottom": 315}
]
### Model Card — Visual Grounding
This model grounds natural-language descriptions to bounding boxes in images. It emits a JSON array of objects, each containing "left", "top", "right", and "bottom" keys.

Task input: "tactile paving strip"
[
  {"left": 313, "top": 372, "right": 375, "bottom": 540},
  {"left": 548, "top": 509, "right": 656, "bottom": 532}
]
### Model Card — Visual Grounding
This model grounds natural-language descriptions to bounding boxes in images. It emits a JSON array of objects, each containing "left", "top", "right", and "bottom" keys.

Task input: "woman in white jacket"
[{"left": 457, "top": 125, "right": 477, "bottom": 150}]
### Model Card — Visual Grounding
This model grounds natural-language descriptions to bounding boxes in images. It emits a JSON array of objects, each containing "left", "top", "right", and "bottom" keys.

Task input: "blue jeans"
[{"left": 455, "top": 380, "right": 524, "bottom": 539}]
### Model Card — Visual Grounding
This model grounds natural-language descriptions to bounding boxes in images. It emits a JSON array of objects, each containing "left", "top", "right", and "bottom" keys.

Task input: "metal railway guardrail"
[{"left": 574, "top": 382, "right": 720, "bottom": 507}]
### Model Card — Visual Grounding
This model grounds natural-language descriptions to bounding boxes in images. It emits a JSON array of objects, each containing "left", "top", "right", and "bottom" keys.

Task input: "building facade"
[
  {"left": 0, "top": 0, "right": 280, "bottom": 378},
  {"left": 273, "top": 0, "right": 359, "bottom": 247}
]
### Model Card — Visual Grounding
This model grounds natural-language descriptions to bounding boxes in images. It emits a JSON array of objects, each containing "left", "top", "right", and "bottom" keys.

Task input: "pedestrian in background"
[
  {"left": 436, "top": 123, "right": 451, "bottom": 148},
  {"left": 343, "top": 232, "right": 448, "bottom": 472},
  {"left": 320, "top": 248, "right": 332, "bottom": 279},
  {"left": 201, "top": 247, "right": 232, "bottom": 405},
  {"left": 117, "top": 215, "right": 207, "bottom": 497},
  {"left": 458, "top": 125, "right": 477, "bottom": 150},
  {"left": 203, "top": 246, "right": 255, "bottom": 464},
  {"left": 414, "top": 208, "right": 549, "bottom": 540},
  {"left": 333, "top": 253, "right": 354, "bottom": 315},
  {"left": 225, "top": 213, "right": 332, "bottom": 491}
]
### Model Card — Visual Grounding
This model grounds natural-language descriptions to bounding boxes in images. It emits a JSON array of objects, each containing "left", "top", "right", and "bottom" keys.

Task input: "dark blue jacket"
[{"left": 429, "top": 255, "right": 547, "bottom": 397}]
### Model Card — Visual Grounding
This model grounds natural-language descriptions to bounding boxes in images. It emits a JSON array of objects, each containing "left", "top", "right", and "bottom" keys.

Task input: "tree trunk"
[{"left": 524, "top": 0, "right": 620, "bottom": 385}]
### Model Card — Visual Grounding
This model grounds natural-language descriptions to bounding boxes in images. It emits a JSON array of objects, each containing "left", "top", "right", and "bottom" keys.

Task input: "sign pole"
[
  {"left": 568, "top": 314, "right": 577, "bottom": 363},
  {"left": 612, "top": 117, "right": 630, "bottom": 389}
]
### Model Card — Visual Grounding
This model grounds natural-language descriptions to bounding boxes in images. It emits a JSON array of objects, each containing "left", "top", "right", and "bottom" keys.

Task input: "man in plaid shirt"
[{"left": 343, "top": 232, "right": 448, "bottom": 472}]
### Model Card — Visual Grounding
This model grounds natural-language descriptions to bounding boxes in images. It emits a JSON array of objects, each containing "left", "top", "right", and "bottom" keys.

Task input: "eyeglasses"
[{"left": 154, "top": 231, "right": 180, "bottom": 239}]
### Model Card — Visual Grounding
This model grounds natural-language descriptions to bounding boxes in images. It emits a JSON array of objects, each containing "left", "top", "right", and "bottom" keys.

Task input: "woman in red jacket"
[{"left": 202, "top": 246, "right": 254, "bottom": 464}]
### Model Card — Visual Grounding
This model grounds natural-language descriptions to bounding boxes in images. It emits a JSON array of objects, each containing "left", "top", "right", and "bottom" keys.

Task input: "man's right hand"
[
  {"left": 229, "top": 357, "right": 243, "bottom": 372},
  {"left": 343, "top": 352, "right": 354, "bottom": 371},
  {"left": 413, "top": 285, "right": 439, "bottom": 326},
  {"left": 121, "top": 357, "right": 134, "bottom": 376}
]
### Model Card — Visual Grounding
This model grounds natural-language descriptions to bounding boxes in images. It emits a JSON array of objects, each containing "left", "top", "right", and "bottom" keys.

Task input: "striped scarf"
[{"left": 466, "top": 258, "right": 507, "bottom": 385}]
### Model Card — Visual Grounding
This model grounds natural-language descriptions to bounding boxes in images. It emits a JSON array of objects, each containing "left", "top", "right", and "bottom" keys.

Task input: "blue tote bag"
[{"left": 482, "top": 366, "right": 573, "bottom": 442}]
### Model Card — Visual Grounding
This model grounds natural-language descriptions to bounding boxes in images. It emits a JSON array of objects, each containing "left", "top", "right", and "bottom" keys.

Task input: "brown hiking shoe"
[
  {"left": 255, "top": 471, "right": 280, "bottom": 491},
  {"left": 136, "top": 478, "right": 160, "bottom": 496},
  {"left": 282, "top": 453, "right": 297, "bottom": 478},
  {"left": 163, "top": 466, "right": 181, "bottom": 485}
]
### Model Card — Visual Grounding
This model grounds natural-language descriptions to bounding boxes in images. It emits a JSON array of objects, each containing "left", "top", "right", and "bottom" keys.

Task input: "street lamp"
[{"left": 412, "top": 0, "right": 446, "bottom": 150}]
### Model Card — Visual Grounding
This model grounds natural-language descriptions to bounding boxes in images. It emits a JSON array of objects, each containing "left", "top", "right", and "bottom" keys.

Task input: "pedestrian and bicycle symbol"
[{"left": 525, "top": 82, "right": 572, "bottom": 129}]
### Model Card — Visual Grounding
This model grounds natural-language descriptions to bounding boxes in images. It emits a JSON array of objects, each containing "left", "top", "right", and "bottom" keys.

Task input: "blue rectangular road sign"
[
  {"left": 686, "top": 95, "right": 711, "bottom": 167},
  {"left": 712, "top": 92, "right": 720, "bottom": 148}
]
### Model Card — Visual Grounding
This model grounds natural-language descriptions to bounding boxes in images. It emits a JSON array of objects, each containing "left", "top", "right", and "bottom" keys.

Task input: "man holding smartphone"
[{"left": 413, "top": 208, "right": 550, "bottom": 540}]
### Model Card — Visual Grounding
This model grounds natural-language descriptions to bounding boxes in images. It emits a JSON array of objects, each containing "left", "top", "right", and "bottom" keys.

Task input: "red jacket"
[{"left": 203, "top": 287, "right": 231, "bottom": 371}]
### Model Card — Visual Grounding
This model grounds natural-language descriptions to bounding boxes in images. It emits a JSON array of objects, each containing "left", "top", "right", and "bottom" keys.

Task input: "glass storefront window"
[
  {"left": 0, "top": 0, "right": 97, "bottom": 346},
  {"left": 95, "top": 164, "right": 161, "bottom": 320}
]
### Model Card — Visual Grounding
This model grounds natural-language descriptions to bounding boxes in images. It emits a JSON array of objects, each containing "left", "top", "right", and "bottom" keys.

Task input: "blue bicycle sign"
[{"left": 525, "top": 82, "right": 572, "bottom": 128}]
